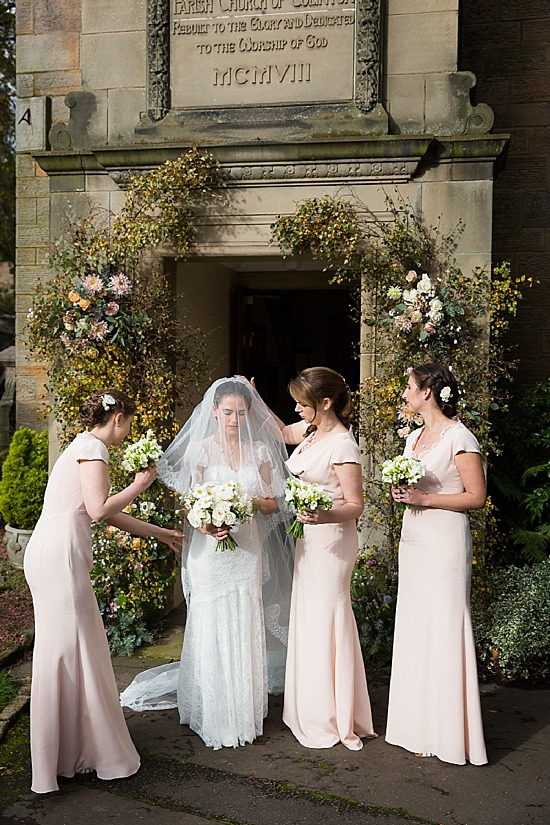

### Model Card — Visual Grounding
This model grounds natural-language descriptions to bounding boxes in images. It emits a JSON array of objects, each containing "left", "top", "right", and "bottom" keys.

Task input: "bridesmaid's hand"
[
  {"left": 392, "top": 484, "right": 428, "bottom": 507},
  {"left": 197, "top": 522, "right": 231, "bottom": 540},
  {"left": 157, "top": 528, "right": 184, "bottom": 553},
  {"left": 234, "top": 374, "right": 256, "bottom": 390},
  {"left": 297, "top": 508, "right": 331, "bottom": 525},
  {"left": 134, "top": 464, "right": 157, "bottom": 493}
]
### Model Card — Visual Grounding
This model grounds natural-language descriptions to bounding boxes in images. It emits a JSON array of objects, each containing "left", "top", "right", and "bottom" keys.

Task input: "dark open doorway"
[{"left": 235, "top": 287, "right": 359, "bottom": 423}]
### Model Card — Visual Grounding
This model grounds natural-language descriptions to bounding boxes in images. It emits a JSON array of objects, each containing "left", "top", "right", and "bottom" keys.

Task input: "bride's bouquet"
[
  {"left": 380, "top": 455, "right": 425, "bottom": 510},
  {"left": 183, "top": 481, "right": 255, "bottom": 551},
  {"left": 122, "top": 429, "right": 164, "bottom": 493},
  {"left": 285, "top": 477, "right": 333, "bottom": 539}
]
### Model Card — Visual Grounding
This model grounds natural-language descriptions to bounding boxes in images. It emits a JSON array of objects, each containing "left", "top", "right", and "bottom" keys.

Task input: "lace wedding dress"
[{"left": 121, "top": 379, "right": 293, "bottom": 750}]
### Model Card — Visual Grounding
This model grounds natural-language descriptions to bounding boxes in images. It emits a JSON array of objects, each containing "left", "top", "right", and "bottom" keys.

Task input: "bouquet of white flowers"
[
  {"left": 380, "top": 455, "right": 425, "bottom": 510},
  {"left": 122, "top": 429, "right": 164, "bottom": 493},
  {"left": 183, "top": 481, "right": 255, "bottom": 551},
  {"left": 285, "top": 476, "right": 333, "bottom": 539}
]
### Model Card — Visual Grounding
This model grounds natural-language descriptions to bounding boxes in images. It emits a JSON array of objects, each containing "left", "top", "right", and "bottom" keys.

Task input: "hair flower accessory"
[
  {"left": 101, "top": 393, "right": 116, "bottom": 411},
  {"left": 440, "top": 386, "right": 452, "bottom": 403}
]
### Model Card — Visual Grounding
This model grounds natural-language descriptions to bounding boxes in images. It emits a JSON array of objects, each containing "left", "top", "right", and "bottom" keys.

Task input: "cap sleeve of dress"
[
  {"left": 451, "top": 424, "right": 480, "bottom": 456},
  {"left": 285, "top": 421, "right": 307, "bottom": 443},
  {"left": 75, "top": 434, "right": 109, "bottom": 465},
  {"left": 331, "top": 433, "right": 361, "bottom": 465}
]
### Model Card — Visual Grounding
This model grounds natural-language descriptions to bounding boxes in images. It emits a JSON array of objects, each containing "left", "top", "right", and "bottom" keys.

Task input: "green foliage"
[
  {"left": 472, "top": 559, "right": 550, "bottom": 681},
  {"left": 351, "top": 554, "right": 397, "bottom": 670},
  {"left": 92, "top": 489, "right": 180, "bottom": 656},
  {"left": 0, "top": 668, "right": 16, "bottom": 712},
  {"left": 0, "top": 1, "right": 14, "bottom": 264},
  {"left": 0, "top": 428, "right": 48, "bottom": 529},
  {"left": 489, "top": 378, "right": 550, "bottom": 563}
]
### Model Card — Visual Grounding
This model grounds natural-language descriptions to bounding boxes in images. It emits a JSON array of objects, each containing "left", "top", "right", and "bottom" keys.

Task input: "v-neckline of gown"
[{"left": 412, "top": 421, "right": 458, "bottom": 459}]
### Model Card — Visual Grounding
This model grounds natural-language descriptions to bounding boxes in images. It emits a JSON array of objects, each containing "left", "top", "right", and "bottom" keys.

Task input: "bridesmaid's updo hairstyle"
[
  {"left": 79, "top": 389, "right": 136, "bottom": 428},
  {"left": 289, "top": 367, "right": 354, "bottom": 436},
  {"left": 213, "top": 380, "right": 252, "bottom": 409},
  {"left": 411, "top": 362, "right": 459, "bottom": 418}
]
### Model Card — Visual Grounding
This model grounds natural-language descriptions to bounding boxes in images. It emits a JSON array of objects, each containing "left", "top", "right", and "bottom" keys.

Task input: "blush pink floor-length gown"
[
  {"left": 283, "top": 428, "right": 376, "bottom": 749},
  {"left": 385, "top": 421, "right": 487, "bottom": 765},
  {"left": 24, "top": 431, "right": 140, "bottom": 793}
]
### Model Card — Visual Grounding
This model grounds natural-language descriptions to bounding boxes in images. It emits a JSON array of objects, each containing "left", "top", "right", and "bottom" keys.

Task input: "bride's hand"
[
  {"left": 134, "top": 464, "right": 157, "bottom": 493},
  {"left": 198, "top": 523, "right": 231, "bottom": 540}
]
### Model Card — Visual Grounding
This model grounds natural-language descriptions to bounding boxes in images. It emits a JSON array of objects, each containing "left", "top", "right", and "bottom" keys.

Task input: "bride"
[{"left": 121, "top": 378, "right": 294, "bottom": 749}]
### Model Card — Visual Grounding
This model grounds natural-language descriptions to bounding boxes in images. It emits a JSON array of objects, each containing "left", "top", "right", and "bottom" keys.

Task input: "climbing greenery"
[
  {"left": 271, "top": 194, "right": 531, "bottom": 670},
  {"left": 25, "top": 149, "right": 225, "bottom": 653}
]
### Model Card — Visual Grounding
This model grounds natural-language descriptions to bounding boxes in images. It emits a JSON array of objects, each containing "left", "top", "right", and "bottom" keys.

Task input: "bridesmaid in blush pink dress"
[
  {"left": 385, "top": 362, "right": 487, "bottom": 765},
  {"left": 24, "top": 390, "right": 182, "bottom": 793},
  {"left": 248, "top": 367, "right": 376, "bottom": 749}
]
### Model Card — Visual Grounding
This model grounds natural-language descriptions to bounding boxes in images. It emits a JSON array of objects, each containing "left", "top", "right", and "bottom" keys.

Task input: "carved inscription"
[{"left": 170, "top": 0, "right": 355, "bottom": 107}]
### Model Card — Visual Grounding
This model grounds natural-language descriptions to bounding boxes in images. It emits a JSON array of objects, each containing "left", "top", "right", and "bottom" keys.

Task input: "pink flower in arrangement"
[
  {"left": 89, "top": 319, "right": 109, "bottom": 341},
  {"left": 135, "top": 562, "right": 144, "bottom": 570},
  {"left": 109, "top": 273, "right": 132, "bottom": 296},
  {"left": 406, "top": 270, "right": 418, "bottom": 282},
  {"left": 394, "top": 315, "right": 413, "bottom": 332},
  {"left": 109, "top": 601, "right": 118, "bottom": 612},
  {"left": 105, "top": 302, "right": 119, "bottom": 316},
  {"left": 397, "top": 426, "right": 412, "bottom": 439},
  {"left": 424, "top": 322, "right": 436, "bottom": 334},
  {"left": 82, "top": 275, "right": 103, "bottom": 294}
]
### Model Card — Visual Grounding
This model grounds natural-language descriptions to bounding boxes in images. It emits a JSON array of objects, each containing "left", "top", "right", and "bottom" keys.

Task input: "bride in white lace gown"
[{"left": 121, "top": 379, "right": 294, "bottom": 750}]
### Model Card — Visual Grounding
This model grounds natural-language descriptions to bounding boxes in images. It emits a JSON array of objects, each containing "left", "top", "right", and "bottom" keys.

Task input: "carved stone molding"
[
  {"left": 225, "top": 158, "right": 418, "bottom": 183},
  {"left": 147, "top": 0, "right": 171, "bottom": 121},
  {"left": 356, "top": 0, "right": 382, "bottom": 113}
]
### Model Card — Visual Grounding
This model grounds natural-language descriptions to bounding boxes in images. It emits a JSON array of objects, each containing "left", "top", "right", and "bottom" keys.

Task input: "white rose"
[{"left": 429, "top": 298, "right": 443, "bottom": 312}]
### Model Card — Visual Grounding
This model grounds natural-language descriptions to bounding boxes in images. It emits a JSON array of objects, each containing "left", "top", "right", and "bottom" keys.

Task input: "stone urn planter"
[{"left": 3, "top": 524, "right": 34, "bottom": 570}]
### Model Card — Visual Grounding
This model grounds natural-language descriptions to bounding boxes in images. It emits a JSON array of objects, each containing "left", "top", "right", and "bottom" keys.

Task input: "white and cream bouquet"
[
  {"left": 380, "top": 455, "right": 425, "bottom": 510},
  {"left": 122, "top": 429, "right": 164, "bottom": 493},
  {"left": 285, "top": 476, "right": 333, "bottom": 539},
  {"left": 183, "top": 481, "right": 255, "bottom": 551}
]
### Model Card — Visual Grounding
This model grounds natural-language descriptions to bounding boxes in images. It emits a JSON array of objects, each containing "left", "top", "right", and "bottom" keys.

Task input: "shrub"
[
  {"left": 472, "top": 559, "right": 550, "bottom": 681},
  {"left": 351, "top": 553, "right": 398, "bottom": 671},
  {"left": 0, "top": 428, "right": 48, "bottom": 529}
]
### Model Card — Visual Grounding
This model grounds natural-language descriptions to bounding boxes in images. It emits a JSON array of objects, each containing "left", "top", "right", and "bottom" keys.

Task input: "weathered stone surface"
[
  {"left": 523, "top": 18, "right": 550, "bottom": 41},
  {"left": 16, "top": 248, "right": 36, "bottom": 266},
  {"left": 458, "top": 0, "right": 497, "bottom": 25},
  {"left": 424, "top": 72, "right": 494, "bottom": 136},
  {"left": 522, "top": 191, "right": 550, "bottom": 228},
  {"left": 16, "top": 153, "right": 38, "bottom": 178},
  {"left": 493, "top": 190, "right": 522, "bottom": 228},
  {"left": 82, "top": 0, "right": 146, "bottom": 34},
  {"left": 499, "top": 0, "right": 550, "bottom": 21},
  {"left": 420, "top": 178, "right": 493, "bottom": 254},
  {"left": 107, "top": 88, "right": 146, "bottom": 144},
  {"left": 385, "top": 74, "right": 425, "bottom": 134},
  {"left": 460, "top": 21, "right": 520, "bottom": 47},
  {"left": 527, "top": 127, "right": 550, "bottom": 155},
  {"left": 84, "top": 173, "right": 120, "bottom": 193},
  {"left": 15, "top": 96, "right": 49, "bottom": 153},
  {"left": 16, "top": 199, "right": 37, "bottom": 224},
  {"left": 16, "top": 176, "right": 49, "bottom": 199},
  {"left": 16, "top": 0, "right": 33, "bottom": 34},
  {"left": 475, "top": 77, "right": 510, "bottom": 107},
  {"left": 17, "top": 33, "right": 80, "bottom": 73},
  {"left": 492, "top": 102, "right": 550, "bottom": 129},
  {"left": 497, "top": 156, "right": 547, "bottom": 188},
  {"left": 387, "top": 11, "right": 458, "bottom": 74},
  {"left": 16, "top": 73, "right": 34, "bottom": 97},
  {"left": 34, "top": 0, "right": 82, "bottom": 32},
  {"left": 494, "top": 228, "right": 545, "bottom": 253},
  {"left": 485, "top": 45, "right": 549, "bottom": 77},
  {"left": 81, "top": 32, "right": 146, "bottom": 90},
  {"left": 511, "top": 74, "right": 550, "bottom": 104},
  {"left": 16, "top": 266, "right": 52, "bottom": 294},
  {"left": 17, "top": 224, "right": 50, "bottom": 248},
  {"left": 34, "top": 70, "right": 83, "bottom": 96},
  {"left": 388, "top": 0, "right": 457, "bottom": 11}
]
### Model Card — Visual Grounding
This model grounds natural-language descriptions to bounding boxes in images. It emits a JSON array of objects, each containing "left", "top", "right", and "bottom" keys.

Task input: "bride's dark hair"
[
  {"left": 79, "top": 389, "right": 136, "bottom": 427},
  {"left": 288, "top": 367, "right": 354, "bottom": 436},
  {"left": 213, "top": 380, "right": 252, "bottom": 409},
  {"left": 411, "top": 362, "right": 459, "bottom": 418}
]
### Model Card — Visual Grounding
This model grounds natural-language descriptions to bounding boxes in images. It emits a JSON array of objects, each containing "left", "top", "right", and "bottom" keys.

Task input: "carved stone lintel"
[
  {"left": 225, "top": 158, "right": 418, "bottom": 183},
  {"left": 147, "top": 0, "right": 170, "bottom": 121},
  {"left": 356, "top": 0, "right": 383, "bottom": 114}
]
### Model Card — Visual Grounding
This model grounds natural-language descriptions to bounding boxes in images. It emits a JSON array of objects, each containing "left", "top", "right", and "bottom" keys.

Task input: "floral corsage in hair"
[
  {"left": 101, "top": 393, "right": 116, "bottom": 411},
  {"left": 440, "top": 386, "right": 452, "bottom": 403}
]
